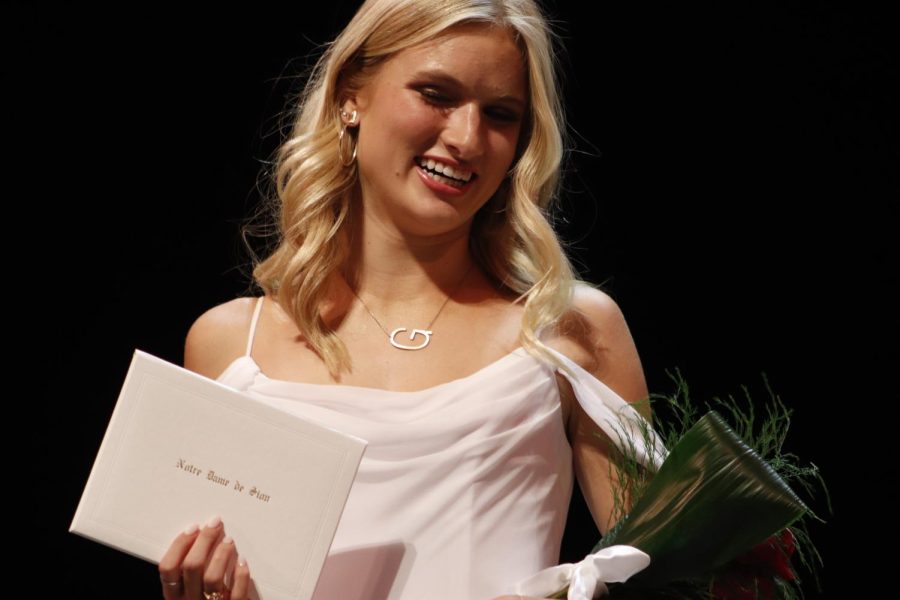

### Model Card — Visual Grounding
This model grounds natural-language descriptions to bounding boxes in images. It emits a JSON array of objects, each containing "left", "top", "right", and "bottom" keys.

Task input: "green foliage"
[
  {"left": 565, "top": 368, "right": 830, "bottom": 599},
  {"left": 602, "top": 412, "right": 807, "bottom": 584}
]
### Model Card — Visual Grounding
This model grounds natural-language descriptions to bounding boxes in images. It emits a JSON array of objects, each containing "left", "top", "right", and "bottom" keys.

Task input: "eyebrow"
[{"left": 410, "top": 69, "right": 527, "bottom": 110}]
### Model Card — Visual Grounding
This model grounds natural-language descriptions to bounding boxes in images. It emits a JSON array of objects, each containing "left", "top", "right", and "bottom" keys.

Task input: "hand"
[
  {"left": 158, "top": 516, "right": 252, "bottom": 599},
  {"left": 491, "top": 596, "right": 552, "bottom": 600}
]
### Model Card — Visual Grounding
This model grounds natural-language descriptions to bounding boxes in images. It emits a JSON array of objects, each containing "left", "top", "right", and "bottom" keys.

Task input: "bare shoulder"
[
  {"left": 549, "top": 282, "right": 650, "bottom": 414},
  {"left": 183, "top": 296, "right": 260, "bottom": 379},
  {"left": 548, "top": 283, "right": 632, "bottom": 373},
  {"left": 569, "top": 282, "right": 629, "bottom": 342}
]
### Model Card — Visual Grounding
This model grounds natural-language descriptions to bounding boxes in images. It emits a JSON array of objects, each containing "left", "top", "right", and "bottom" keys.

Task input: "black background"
[{"left": 11, "top": 1, "right": 896, "bottom": 598}]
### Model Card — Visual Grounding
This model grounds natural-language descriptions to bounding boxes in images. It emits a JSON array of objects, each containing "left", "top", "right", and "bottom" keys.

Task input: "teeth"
[
  {"left": 418, "top": 158, "right": 472, "bottom": 182},
  {"left": 424, "top": 170, "right": 465, "bottom": 188}
]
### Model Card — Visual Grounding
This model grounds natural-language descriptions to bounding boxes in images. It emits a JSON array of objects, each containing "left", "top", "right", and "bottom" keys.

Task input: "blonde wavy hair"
[{"left": 249, "top": 0, "right": 578, "bottom": 376}]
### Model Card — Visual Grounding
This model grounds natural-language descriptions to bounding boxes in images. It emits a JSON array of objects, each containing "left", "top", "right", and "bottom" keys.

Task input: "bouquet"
[{"left": 514, "top": 369, "right": 829, "bottom": 599}]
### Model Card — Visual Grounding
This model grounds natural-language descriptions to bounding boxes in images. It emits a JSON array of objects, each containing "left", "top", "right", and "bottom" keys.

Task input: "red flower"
[{"left": 711, "top": 529, "right": 797, "bottom": 599}]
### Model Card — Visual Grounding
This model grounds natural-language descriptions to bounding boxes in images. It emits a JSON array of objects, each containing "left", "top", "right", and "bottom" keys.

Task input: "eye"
[
  {"left": 418, "top": 87, "right": 451, "bottom": 106},
  {"left": 486, "top": 107, "right": 522, "bottom": 123}
]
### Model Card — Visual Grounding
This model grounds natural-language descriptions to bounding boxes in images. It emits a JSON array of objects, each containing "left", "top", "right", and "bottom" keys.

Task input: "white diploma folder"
[{"left": 69, "top": 349, "right": 367, "bottom": 600}]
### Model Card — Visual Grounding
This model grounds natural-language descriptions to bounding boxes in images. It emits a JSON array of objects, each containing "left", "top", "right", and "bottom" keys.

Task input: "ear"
[{"left": 339, "top": 99, "right": 360, "bottom": 127}]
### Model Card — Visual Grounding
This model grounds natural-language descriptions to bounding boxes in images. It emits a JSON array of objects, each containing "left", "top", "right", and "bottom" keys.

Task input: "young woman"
[{"left": 158, "top": 1, "right": 653, "bottom": 599}]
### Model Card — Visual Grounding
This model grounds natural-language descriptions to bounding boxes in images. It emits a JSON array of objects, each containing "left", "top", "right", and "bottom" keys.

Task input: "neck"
[{"left": 343, "top": 214, "right": 477, "bottom": 305}]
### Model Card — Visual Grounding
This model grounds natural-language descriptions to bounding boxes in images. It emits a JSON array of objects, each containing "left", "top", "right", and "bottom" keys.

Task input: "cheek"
[
  {"left": 486, "top": 129, "right": 522, "bottom": 172},
  {"left": 360, "top": 99, "right": 437, "bottom": 170},
  {"left": 391, "top": 98, "right": 439, "bottom": 148}
]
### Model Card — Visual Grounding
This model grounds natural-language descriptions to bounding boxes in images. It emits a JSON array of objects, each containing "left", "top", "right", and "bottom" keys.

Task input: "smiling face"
[{"left": 340, "top": 22, "right": 528, "bottom": 240}]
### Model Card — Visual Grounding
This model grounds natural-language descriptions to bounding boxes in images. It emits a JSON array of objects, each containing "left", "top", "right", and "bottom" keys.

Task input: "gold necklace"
[{"left": 350, "top": 264, "right": 474, "bottom": 351}]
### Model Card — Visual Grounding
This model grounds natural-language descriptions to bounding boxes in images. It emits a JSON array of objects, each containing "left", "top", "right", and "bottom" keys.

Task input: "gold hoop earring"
[{"left": 338, "top": 109, "right": 359, "bottom": 167}]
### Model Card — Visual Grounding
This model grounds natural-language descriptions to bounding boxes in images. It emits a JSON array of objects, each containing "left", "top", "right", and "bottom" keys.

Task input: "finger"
[
  {"left": 223, "top": 547, "right": 237, "bottom": 594},
  {"left": 229, "top": 555, "right": 251, "bottom": 600},
  {"left": 159, "top": 522, "right": 201, "bottom": 600},
  {"left": 183, "top": 515, "right": 225, "bottom": 598},
  {"left": 203, "top": 534, "right": 237, "bottom": 597}
]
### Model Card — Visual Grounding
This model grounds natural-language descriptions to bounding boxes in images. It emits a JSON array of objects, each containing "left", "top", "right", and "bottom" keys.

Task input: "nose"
[{"left": 441, "top": 102, "right": 485, "bottom": 161}]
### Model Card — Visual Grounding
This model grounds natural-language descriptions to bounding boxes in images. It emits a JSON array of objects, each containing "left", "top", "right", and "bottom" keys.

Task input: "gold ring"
[{"left": 203, "top": 592, "right": 226, "bottom": 600}]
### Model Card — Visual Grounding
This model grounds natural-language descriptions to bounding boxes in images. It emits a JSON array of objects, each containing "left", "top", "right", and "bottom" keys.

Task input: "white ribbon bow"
[{"left": 508, "top": 545, "right": 650, "bottom": 600}]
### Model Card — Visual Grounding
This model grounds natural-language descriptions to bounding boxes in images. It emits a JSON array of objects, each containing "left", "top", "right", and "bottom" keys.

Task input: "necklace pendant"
[{"left": 389, "top": 327, "right": 432, "bottom": 351}]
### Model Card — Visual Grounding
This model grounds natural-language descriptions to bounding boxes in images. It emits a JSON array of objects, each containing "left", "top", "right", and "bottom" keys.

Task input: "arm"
[{"left": 557, "top": 284, "right": 651, "bottom": 536}]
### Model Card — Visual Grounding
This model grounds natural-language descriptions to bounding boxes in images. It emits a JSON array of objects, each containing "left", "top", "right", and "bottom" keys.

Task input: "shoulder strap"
[
  {"left": 545, "top": 346, "right": 667, "bottom": 470},
  {"left": 246, "top": 296, "right": 265, "bottom": 357}
]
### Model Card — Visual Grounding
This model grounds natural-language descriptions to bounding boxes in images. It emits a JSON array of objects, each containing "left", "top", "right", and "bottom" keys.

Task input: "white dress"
[{"left": 216, "top": 296, "right": 644, "bottom": 600}]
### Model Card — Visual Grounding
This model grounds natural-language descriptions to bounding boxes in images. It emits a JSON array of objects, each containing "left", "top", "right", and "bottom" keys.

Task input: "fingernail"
[
  {"left": 205, "top": 515, "right": 221, "bottom": 528},
  {"left": 238, "top": 555, "right": 248, "bottom": 568},
  {"left": 183, "top": 523, "right": 199, "bottom": 535},
  {"left": 222, "top": 535, "right": 234, "bottom": 544}
]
